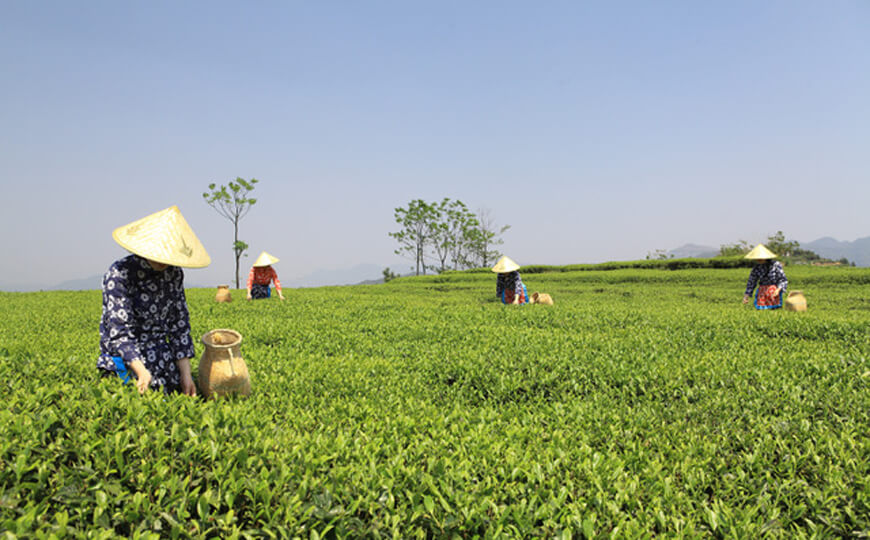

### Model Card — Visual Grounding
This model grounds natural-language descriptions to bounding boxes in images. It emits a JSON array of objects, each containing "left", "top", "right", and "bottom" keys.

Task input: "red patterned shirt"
[{"left": 247, "top": 266, "right": 282, "bottom": 294}]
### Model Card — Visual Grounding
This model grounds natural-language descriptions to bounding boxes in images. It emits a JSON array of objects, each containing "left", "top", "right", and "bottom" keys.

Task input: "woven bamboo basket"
[
  {"left": 199, "top": 329, "right": 251, "bottom": 399},
  {"left": 785, "top": 290, "right": 807, "bottom": 312},
  {"left": 215, "top": 285, "right": 232, "bottom": 303},
  {"left": 531, "top": 292, "right": 554, "bottom": 305}
]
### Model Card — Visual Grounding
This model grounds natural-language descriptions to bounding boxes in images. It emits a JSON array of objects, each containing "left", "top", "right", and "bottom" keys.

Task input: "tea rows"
[{"left": 0, "top": 265, "right": 868, "bottom": 537}]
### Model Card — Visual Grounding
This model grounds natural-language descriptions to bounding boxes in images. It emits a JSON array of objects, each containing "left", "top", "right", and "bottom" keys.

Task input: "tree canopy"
[{"left": 389, "top": 199, "right": 509, "bottom": 275}]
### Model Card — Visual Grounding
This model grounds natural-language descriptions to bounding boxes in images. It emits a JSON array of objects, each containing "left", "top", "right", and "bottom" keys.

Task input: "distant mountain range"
[
  {"left": 668, "top": 236, "right": 870, "bottom": 266},
  {"left": 3, "top": 239, "right": 867, "bottom": 293},
  {"left": 51, "top": 275, "right": 104, "bottom": 290},
  {"left": 0, "top": 263, "right": 391, "bottom": 292},
  {"left": 283, "top": 264, "right": 386, "bottom": 288},
  {"left": 802, "top": 237, "right": 870, "bottom": 266},
  {"left": 666, "top": 244, "right": 719, "bottom": 259}
]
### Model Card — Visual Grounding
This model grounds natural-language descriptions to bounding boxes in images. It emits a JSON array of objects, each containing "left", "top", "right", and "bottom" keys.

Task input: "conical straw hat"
[
  {"left": 112, "top": 206, "right": 211, "bottom": 268},
  {"left": 744, "top": 244, "right": 777, "bottom": 260},
  {"left": 253, "top": 251, "right": 280, "bottom": 267},
  {"left": 491, "top": 255, "right": 520, "bottom": 273}
]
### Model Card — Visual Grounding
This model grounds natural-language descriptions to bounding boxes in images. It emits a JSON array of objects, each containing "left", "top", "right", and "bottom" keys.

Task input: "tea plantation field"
[{"left": 1, "top": 265, "right": 868, "bottom": 538}]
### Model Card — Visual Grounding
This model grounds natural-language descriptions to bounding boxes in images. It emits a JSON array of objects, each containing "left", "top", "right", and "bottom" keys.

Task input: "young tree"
[
  {"left": 428, "top": 201, "right": 451, "bottom": 273},
  {"left": 429, "top": 198, "right": 480, "bottom": 272},
  {"left": 389, "top": 199, "right": 439, "bottom": 276},
  {"left": 474, "top": 208, "right": 510, "bottom": 268},
  {"left": 382, "top": 267, "right": 399, "bottom": 282},
  {"left": 444, "top": 200, "right": 480, "bottom": 270},
  {"left": 646, "top": 249, "right": 673, "bottom": 260},
  {"left": 202, "top": 177, "right": 259, "bottom": 288},
  {"left": 765, "top": 231, "right": 800, "bottom": 257},
  {"left": 719, "top": 240, "right": 751, "bottom": 257}
]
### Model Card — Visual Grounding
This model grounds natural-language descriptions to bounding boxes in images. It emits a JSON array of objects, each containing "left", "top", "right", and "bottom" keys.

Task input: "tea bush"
[{"left": 0, "top": 266, "right": 868, "bottom": 538}]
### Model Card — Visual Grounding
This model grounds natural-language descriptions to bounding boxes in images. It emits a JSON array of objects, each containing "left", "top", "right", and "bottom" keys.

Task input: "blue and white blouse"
[
  {"left": 744, "top": 261, "right": 788, "bottom": 296},
  {"left": 496, "top": 271, "right": 529, "bottom": 304},
  {"left": 97, "top": 254, "right": 195, "bottom": 391}
]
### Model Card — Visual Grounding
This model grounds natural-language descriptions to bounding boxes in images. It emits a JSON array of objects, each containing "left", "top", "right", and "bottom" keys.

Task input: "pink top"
[{"left": 247, "top": 266, "right": 282, "bottom": 293}]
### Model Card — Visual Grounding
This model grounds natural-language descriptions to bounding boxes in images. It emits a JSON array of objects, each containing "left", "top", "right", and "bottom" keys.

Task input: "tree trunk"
[
  {"left": 234, "top": 220, "right": 240, "bottom": 289},
  {"left": 417, "top": 244, "right": 426, "bottom": 276}
]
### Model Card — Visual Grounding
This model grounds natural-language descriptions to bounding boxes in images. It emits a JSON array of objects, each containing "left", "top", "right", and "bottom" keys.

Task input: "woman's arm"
[
  {"left": 102, "top": 267, "right": 147, "bottom": 375},
  {"left": 744, "top": 266, "right": 761, "bottom": 297},
  {"left": 271, "top": 268, "right": 285, "bottom": 300},
  {"left": 513, "top": 273, "right": 526, "bottom": 304},
  {"left": 175, "top": 358, "right": 196, "bottom": 396},
  {"left": 743, "top": 267, "right": 759, "bottom": 304},
  {"left": 164, "top": 268, "right": 197, "bottom": 395},
  {"left": 246, "top": 267, "right": 255, "bottom": 300},
  {"left": 774, "top": 262, "right": 788, "bottom": 294}
]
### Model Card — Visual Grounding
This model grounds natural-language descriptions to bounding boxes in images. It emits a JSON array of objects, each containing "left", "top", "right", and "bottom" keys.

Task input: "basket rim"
[{"left": 201, "top": 328, "right": 243, "bottom": 348}]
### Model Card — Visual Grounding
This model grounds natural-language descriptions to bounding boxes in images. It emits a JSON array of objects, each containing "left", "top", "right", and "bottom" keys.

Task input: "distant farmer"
[
  {"left": 742, "top": 244, "right": 788, "bottom": 310},
  {"left": 246, "top": 251, "right": 285, "bottom": 301},
  {"left": 492, "top": 255, "right": 529, "bottom": 305},
  {"left": 97, "top": 206, "right": 210, "bottom": 395}
]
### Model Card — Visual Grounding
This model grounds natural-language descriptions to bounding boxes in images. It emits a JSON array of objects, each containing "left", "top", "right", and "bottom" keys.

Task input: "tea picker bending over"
[
  {"left": 97, "top": 206, "right": 210, "bottom": 395},
  {"left": 246, "top": 251, "right": 285, "bottom": 301},
  {"left": 742, "top": 244, "right": 788, "bottom": 310},
  {"left": 493, "top": 256, "right": 529, "bottom": 305}
]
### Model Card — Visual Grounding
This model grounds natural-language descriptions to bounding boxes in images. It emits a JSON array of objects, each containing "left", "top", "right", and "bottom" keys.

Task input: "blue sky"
[{"left": 1, "top": 1, "right": 868, "bottom": 289}]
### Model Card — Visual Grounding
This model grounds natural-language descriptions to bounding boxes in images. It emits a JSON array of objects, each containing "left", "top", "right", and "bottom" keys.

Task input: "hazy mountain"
[
  {"left": 282, "top": 264, "right": 387, "bottom": 288},
  {"left": 49, "top": 274, "right": 104, "bottom": 291},
  {"left": 0, "top": 282, "right": 40, "bottom": 292},
  {"left": 664, "top": 237, "right": 870, "bottom": 266},
  {"left": 356, "top": 277, "right": 386, "bottom": 285},
  {"left": 803, "top": 236, "right": 870, "bottom": 266},
  {"left": 667, "top": 244, "right": 719, "bottom": 259},
  {"left": 355, "top": 270, "right": 419, "bottom": 285},
  {"left": 0, "top": 264, "right": 391, "bottom": 292},
  {"left": 5, "top": 239, "right": 867, "bottom": 294},
  {"left": 0, "top": 275, "right": 101, "bottom": 292}
]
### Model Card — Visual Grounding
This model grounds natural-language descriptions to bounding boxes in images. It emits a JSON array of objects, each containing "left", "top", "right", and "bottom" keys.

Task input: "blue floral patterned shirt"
[
  {"left": 496, "top": 271, "right": 528, "bottom": 304},
  {"left": 97, "top": 255, "right": 195, "bottom": 390},
  {"left": 744, "top": 261, "right": 788, "bottom": 296}
]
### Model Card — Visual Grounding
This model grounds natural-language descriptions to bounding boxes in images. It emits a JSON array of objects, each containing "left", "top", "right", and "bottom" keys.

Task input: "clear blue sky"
[{"left": 2, "top": 1, "right": 868, "bottom": 289}]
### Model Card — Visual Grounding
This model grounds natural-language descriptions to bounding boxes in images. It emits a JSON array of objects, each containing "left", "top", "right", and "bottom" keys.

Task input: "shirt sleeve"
[
  {"left": 744, "top": 266, "right": 761, "bottom": 296},
  {"left": 246, "top": 267, "right": 255, "bottom": 291},
  {"left": 514, "top": 273, "right": 527, "bottom": 303},
  {"left": 101, "top": 268, "right": 145, "bottom": 368},
  {"left": 774, "top": 262, "right": 788, "bottom": 292},
  {"left": 166, "top": 268, "right": 196, "bottom": 361},
  {"left": 270, "top": 267, "right": 282, "bottom": 294}
]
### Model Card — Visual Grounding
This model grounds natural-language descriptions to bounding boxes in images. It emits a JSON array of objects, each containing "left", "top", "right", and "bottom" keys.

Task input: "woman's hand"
[
  {"left": 742, "top": 294, "right": 750, "bottom": 304},
  {"left": 773, "top": 287, "right": 781, "bottom": 297},
  {"left": 278, "top": 293, "right": 285, "bottom": 301},
  {"left": 176, "top": 358, "right": 197, "bottom": 397},
  {"left": 180, "top": 375, "right": 197, "bottom": 396},
  {"left": 129, "top": 360, "right": 152, "bottom": 394},
  {"left": 137, "top": 372, "right": 152, "bottom": 394},
  {"left": 246, "top": 292, "right": 252, "bottom": 301}
]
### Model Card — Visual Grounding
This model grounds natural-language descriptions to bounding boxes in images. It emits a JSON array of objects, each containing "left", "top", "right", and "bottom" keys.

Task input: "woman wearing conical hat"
[
  {"left": 246, "top": 251, "right": 285, "bottom": 301},
  {"left": 492, "top": 255, "right": 529, "bottom": 305},
  {"left": 742, "top": 244, "right": 788, "bottom": 309},
  {"left": 97, "top": 206, "right": 210, "bottom": 395}
]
